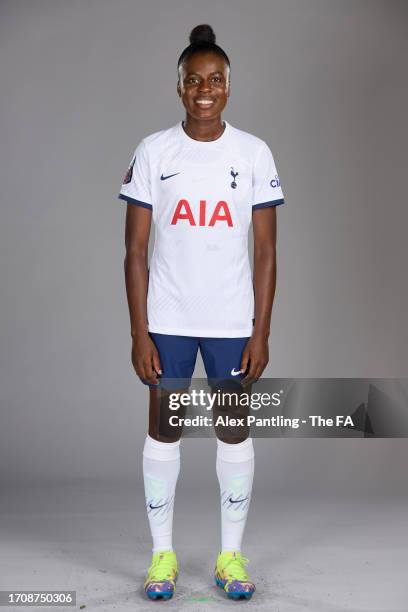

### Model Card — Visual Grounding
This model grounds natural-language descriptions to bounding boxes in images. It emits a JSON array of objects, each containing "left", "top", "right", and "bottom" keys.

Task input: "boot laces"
[
  {"left": 148, "top": 552, "right": 176, "bottom": 582},
  {"left": 222, "top": 553, "right": 250, "bottom": 582}
]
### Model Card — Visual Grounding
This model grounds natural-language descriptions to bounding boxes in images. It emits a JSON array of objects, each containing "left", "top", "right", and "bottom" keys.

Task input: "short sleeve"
[
  {"left": 252, "top": 141, "right": 285, "bottom": 210},
  {"left": 117, "top": 140, "right": 152, "bottom": 210}
]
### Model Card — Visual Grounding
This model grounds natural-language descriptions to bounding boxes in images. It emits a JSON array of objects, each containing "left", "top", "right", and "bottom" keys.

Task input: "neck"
[{"left": 182, "top": 116, "right": 225, "bottom": 142}]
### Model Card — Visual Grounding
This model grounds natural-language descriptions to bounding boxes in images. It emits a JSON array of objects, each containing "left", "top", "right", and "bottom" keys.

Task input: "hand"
[
  {"left": 240, "top": 333, "right": 269, "bottom": 387},
  {"left": 131, "top": 334, "right": 162, "bottom": 385}
]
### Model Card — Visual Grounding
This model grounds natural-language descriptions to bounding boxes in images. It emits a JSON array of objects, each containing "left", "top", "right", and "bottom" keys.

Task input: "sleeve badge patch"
[{"left": 122, "top": 157, "right": 135, "bottom": 185}]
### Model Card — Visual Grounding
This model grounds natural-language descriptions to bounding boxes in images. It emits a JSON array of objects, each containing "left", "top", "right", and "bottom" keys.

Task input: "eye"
[{"left": 212, "top": 76, "right": 222, "bottom": 82}]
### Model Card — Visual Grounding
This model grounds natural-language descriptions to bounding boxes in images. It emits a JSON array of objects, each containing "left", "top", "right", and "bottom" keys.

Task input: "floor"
[{"left": 0, "top": 482, "right": 407, "bottom": 611}]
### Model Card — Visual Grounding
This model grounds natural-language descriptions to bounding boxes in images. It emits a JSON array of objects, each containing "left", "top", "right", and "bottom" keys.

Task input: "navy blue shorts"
[{"left": 140, "top": 332, "right": 251, "bottom": 390}]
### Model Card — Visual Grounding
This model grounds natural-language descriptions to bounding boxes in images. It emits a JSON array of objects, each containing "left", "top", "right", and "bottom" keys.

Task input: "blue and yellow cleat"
[
  {"left": 214, "top": 550, "right": 256, "bottom": 600},
  {"left": 144, "top": 550, "right": 178, "bottom": 600}
]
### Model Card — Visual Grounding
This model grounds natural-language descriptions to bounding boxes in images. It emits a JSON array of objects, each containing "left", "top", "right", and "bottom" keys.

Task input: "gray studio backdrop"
[{"left": 1, "top": 0, "right": 407, "bottom": 495}]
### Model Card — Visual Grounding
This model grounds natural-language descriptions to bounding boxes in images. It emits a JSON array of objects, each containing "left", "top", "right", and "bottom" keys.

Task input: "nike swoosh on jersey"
[
  {"left": 230, "top": 368, "right": 242, "bottom": 376},
  {"left": 160, "top": 172, "right": 180, "bottom": 181}
]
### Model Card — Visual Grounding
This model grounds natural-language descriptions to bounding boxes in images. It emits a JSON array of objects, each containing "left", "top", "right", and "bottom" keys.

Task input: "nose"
[{"left": 198, "top": 80, "right": 212, "bottom": 93}]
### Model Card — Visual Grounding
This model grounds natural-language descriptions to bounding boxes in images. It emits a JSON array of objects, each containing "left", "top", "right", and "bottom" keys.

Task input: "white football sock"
[
  {"left": 143, "top": 434, "right": 181, "bottom": 553},
  {"left": 216, "top": 437, "right": 255, "bottom": 552}
]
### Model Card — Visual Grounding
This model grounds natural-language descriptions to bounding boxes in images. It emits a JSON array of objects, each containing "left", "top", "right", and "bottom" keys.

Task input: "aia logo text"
[{"left": 171, "top": 199, "right": 233, "bottom": 227}]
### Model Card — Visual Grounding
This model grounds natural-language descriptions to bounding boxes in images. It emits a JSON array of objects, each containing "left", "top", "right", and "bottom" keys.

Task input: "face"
[{"left": 177, "top": 51, "right": 230, "bottom": 121}]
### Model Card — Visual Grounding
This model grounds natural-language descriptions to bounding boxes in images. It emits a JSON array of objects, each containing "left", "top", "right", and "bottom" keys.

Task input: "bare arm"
[
  {"left": 124, "top": 203, "right": 161, "bottom": 385},
  {"left": 241, "top": 206, "right": 277, "bottom": 384},
  {"left": 252, "top": 206, "right": 277, "bottom": 338}
]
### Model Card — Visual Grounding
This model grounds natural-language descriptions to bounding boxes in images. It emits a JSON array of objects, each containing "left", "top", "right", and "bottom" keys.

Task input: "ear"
[{"left": 177, "top": 81, "right": 181, "bottom": 97}]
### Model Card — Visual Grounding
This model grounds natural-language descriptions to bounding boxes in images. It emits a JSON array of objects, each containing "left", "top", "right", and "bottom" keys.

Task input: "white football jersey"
[{"left": 118, "top": 119, "right": 285, "bottom": 338}]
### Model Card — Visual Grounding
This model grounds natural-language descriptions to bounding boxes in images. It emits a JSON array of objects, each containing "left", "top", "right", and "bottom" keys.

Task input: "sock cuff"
[
  {"left": 143, "top": 434, "right": 181, "bottom": 461},
  {"left": 216, "top": 436, "right": 254, "bottom": 462}
]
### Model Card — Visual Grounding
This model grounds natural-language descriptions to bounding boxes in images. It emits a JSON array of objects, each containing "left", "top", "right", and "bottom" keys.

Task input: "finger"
[
  {"left": 144, "top": 360, "right": 160, "bottom": 385},
  {"left": 242, "top": 360, "right": 259, "bottom": 387},
  {"left": 240, "top": 368, "right": 254, "bottom": 387},
  {"left": 152, "top": 352, "right": 162, "bottom": 376},
  {"left": 240, "top": 349, "right": 250, "bottom": 374},
  {"left": 252, "top": 364, "right": 264, "bottom": 382}
]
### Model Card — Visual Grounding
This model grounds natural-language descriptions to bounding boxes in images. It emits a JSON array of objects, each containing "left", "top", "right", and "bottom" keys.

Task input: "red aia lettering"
[{"left": 171, "top": 199, "right": 233, "bottom": 226}]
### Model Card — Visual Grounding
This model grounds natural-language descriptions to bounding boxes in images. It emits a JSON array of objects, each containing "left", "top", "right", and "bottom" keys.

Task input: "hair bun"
[{"left": 189, "top": 24, "right": 216, "bottom": 45}]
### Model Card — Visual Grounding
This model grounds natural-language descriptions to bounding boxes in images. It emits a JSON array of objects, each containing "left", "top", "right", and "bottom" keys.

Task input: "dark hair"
[{"left": 177, "top": 24, "right": 230, "bottom": 76}]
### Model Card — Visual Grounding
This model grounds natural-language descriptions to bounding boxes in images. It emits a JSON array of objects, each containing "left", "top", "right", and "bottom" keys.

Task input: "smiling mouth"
[{"left": 195, "top": 98, "right": 216, "bottom": 107}]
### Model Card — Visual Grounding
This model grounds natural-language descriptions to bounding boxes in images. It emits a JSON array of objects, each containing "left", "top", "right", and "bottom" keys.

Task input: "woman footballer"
[{"left": 118, "top": 24, "right": 285, "bottom": 601}]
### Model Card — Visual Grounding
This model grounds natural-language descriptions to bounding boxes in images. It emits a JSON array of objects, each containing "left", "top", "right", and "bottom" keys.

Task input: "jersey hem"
[{"left": 147, "top": 324, "right": 253, "bottom": 338}]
